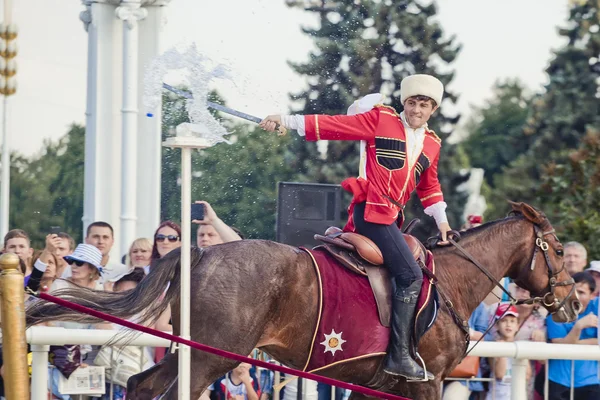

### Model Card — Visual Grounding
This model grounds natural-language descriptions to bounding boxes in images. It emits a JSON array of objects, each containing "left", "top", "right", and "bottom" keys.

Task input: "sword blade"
[{"left": 162, "top": 83, "right": 262, "bottom": 124}]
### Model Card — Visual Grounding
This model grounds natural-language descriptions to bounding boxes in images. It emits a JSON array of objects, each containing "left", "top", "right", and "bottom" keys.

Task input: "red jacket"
[{"left": 303, "top": 105, "right": 444, "bottom": 232}]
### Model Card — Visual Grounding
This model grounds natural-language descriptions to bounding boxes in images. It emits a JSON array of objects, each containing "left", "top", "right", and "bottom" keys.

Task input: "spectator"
[
  {"left": 48, "top": 244, "right": 104, "bottom": 400},
  {"left": 194, "top": 201, "right": 242, "bottom": 248},
  {"left": 127, "top": 238, "right": 152, "bottom": 274},
  {"left": 487, "top": 304, "right": 531, "bottom": 400},
  {"left": 55, "top": 232, "right": 75, "bottom": 279},
  {"left": 151, "top": 221, "right": 182, "bottom": 261},
  {"left": 85, "top": 222, "right": 114, "bottom": 265},
  {"left": 586, "top": 261, "right": 600, "bottom": 297},
  {"left": 564, "top": 241, "right": 587, "bottom": 275},
  {"left": 85, "top": 221, "right": 128, "bottom": 290},
  {"left": 31, "top": 249, "right": 58, "bottom": 291},
  {"left": 3, "top": 229, "right": 34, "bottom": 282},
  {"left": 51, "top": 244, "right": 104, "bottom": 292},
  {"left": 544, "top": 271, "right": 599, "bottom": 400}
]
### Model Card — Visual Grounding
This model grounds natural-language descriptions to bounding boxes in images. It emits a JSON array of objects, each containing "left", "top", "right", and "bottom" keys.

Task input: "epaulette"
[
  {"left": 426, "top": 129, "right": 442, "bottom": 144},
  {"left": 373, "top": 104, "right": 400, "bottom": 117}
]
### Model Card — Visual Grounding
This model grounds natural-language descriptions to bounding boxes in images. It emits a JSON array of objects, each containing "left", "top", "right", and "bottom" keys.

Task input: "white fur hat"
[{"left": 400, "top": 74, "right": 444, "bottom": 106}]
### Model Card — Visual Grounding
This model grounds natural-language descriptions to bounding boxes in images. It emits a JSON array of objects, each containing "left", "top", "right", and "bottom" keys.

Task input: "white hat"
[
  {"left": 64, "top": 244, "right": 103, "bottom": 272},
  {"left": 400, "top": 74, "right": 444, "bottom": 106},
  {"left": 588, "top": 261, "right": 600, "bottom": 274}
]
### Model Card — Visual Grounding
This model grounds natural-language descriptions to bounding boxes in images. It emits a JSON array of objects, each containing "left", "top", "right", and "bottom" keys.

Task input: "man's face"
[
  {"left": 5, "top": 237, "right": 33, "bottom": 262},
  {"left": 590, "top": 271, "right": 600, "bottom": 296},
  {"left": 55, "top": 238, "right": 73, "bottom": 269},
  {"left": 197, "top": 225, "right": 223, "bottom": 248},
  {"left": 403, "top": 97, "right": 438, "bottom": 129},
  {"left": 564, "top": 247, "right": 586, "bottom": 275},
  {"left": 86, "top": 226, "right": 114, "bottom": 257},
  {"left": 575, "top": 282, "right": 593, "bottom": 311}
]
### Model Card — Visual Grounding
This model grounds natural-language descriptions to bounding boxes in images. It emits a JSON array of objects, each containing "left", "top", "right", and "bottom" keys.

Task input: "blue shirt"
[
  {"left": 546, "top": 297, "right": 600, "bottom": 388},
  {"left": 461, "top": 302, "right": 492, "bottom": 391}
]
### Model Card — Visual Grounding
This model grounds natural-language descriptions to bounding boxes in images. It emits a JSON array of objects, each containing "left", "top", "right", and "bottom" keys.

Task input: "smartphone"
[
  {"left": 191, "top": 203, "right": 205, "bottom": 221},
  {"left": 50, "top": 226, "right": 61, "bottom": 234}
]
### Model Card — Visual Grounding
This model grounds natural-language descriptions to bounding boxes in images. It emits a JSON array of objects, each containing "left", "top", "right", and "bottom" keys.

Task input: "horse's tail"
[{"left": 26, "top": 247, "right": 203, "bottom": 328}]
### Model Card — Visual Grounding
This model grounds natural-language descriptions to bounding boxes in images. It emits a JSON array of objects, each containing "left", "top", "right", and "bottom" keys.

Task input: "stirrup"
[{"left": 406, "top": 352, "right": 430, "bottom": 383}]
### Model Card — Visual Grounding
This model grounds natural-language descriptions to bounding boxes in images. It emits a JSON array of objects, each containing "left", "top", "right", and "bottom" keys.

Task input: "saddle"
[{"left": 314, "top": 221, "right": 427, "bottom": 328}]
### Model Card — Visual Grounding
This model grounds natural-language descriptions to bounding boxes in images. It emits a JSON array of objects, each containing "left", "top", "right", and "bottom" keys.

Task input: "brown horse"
[{"left": 26, "top": 202, "right": 580, "bottom": 400}]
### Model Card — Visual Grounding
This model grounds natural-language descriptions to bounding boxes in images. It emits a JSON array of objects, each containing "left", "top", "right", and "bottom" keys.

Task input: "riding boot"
[{"left": 383, "top": 279, "right": 433, "bottom": 380}]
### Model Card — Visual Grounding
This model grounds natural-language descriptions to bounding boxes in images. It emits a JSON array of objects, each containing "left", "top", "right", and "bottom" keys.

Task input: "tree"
[
  {"left": 539, "top": 129, "right": 600, "bottom": 260},
  {"left": 462, "top": 80, "right": 534, "bottom": 186},
  {"left": 286, "top": 0, "right": 467, "bottom": 237},
  {"left": 160, "top": 90, "right": 295, "bottom": 240},
  {"left": 487, "top": 0, "right": 600, "bottom": 218},
  {"left": 50, "top": 125, "right": 85, "bottom": 243},
  {"left": 8, "top": 125, "right": 85, "bottom": 247}
]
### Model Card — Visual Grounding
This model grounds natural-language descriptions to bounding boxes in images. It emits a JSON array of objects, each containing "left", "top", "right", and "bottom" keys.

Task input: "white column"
[
  {"left": 30, "top": 344, "right": 50, "bottom": 400},
  {"left": 136, "top": 3, "right": 168, "bottom": 239},
  {"left": 81, "top": 0, "right": 123, "bottom": 258},
  {"left": 116, "top": 0, "right": 146, "bottom": 260},
  {"left": 81, "top": 0, "right": 96, "bottom": 233},
  {"left": 0, "top": 96, "right": 10, "bottom": 239},
  {"left": 511, "top": 358, "right": 528, "bottom": 400}
]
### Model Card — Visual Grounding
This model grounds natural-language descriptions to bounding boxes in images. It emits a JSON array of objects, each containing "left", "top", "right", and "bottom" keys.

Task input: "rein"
[{"left": 432, "top": 222, "right": 575, "bottom": 356}]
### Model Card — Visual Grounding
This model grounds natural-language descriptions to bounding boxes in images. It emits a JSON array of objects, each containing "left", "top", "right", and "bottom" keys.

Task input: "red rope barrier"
[{"left": 37, "top": 291, "right": 411, "bottom": 400}]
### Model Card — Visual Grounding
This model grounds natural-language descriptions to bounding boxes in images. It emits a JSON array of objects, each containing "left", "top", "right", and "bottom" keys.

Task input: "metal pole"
[
  {"left": 30, "top": 344, "right": 50, "bottom": 400},
  {"left": 0, "top": 253, "right": 29, "bottom": 399},
  {"left": 178, "top": 146, "right": 192, "bottom": 398},
  {"left": 510, "top": 358, "right": 528, "bottom": 400},
  {"left": 0, "top": 95, "right": 9, "bottom": 238}
]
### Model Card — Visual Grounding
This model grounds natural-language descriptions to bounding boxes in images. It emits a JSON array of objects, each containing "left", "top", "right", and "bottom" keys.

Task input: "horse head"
[{"left": 508, "top": 201, "right": 581, "bottom": 323}]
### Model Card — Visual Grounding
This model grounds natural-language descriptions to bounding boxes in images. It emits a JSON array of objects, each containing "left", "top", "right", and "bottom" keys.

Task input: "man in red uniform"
[{"left": 260, "top": 74, "right": 451, "bottom": 381}]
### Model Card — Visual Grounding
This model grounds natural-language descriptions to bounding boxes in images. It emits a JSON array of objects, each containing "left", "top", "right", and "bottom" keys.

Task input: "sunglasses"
[
  {"left": 66, "top": 260, "right": 87, "bottom": 267},
  {"left": 155, "top": 234, "right": 180, "bottom": 243}
]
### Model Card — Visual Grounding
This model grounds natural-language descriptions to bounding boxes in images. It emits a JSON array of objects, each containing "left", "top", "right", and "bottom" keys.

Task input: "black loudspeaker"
[{"left": 276, "top": 182, "right": 342, "bottom": 247}]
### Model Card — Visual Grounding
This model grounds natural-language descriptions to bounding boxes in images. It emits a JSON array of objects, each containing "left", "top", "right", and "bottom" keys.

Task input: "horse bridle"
[
  {"left": 436, "top": 221, "right": 576, "bottom": 354},
  {"left": 517, "top": 225, "right": 576, "bottom": 312}
]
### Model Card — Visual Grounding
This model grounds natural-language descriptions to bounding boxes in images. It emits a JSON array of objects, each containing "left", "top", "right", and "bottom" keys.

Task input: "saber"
[{"left": 162, "top": 83, "right": 262, "bottom": 124}]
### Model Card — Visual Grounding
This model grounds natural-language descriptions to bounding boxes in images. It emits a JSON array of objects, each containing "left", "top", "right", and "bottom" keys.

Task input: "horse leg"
[
  {"left": 157, "top": 347, "right": 244, "bottom": 400},
  {"left": 127, "top": 352, "right": 179, "bottom": 400},
  {"left": 348, "top": 390, "right": 380, "bottom": 400}
]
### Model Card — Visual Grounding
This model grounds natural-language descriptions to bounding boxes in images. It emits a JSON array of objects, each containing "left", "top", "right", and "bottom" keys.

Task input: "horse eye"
[{"left": 556, "top": 249, "right": 564, "bottom": 257}]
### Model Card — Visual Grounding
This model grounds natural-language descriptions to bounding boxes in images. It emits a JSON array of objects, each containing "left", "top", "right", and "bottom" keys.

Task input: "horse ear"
[
  {"left": 508, "top": 201, "right": 524, "bottom": 213},
  {"left": 516, "top": 202, "right": 544, "bottom": 224}
]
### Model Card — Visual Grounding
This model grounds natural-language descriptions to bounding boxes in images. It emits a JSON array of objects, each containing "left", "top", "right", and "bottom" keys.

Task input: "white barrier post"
[
  {"left": 510, "top": 358, "right": 528, "bottom": 400},
  {"left": 30, "top": 344, "right": 49, "bottom": 400},
  {"left": 164, "top": 132, "right": 210, "bottom": 399}
]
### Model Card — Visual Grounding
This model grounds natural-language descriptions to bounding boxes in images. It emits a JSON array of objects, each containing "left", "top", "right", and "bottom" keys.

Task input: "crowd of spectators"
[{"left": 0, "top": 206, "right": 598, "bottom": 400}]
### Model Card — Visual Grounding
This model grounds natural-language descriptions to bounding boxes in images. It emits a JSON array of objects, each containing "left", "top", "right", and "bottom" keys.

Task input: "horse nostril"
[{"left": 573, "top": 300, "right": 582, "bottom": 314}]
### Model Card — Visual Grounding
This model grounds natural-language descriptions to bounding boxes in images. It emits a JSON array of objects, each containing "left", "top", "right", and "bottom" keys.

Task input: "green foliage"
[
  {"left": 539, "top": 130, "right": 600, "bottom": 259},
  {"left": 462, "top": 80, "right": 534, "bottom": 186},
  {"left": 8, "top": 125, "right": 84, "bottom": 248},
  {"left": 287, "top": 0, "right": 467, "bottom": 237},
  {"left": 159, "top": 91, "right": 295, "bottom": 240},
  {"left": 484, "top": 0, "right": 600, "bottom": 224}
]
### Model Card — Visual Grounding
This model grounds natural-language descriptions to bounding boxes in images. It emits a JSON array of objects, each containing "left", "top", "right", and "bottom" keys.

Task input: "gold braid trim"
[
  {"left": 426, "top": 129, "right": 442, "bottom": 144},
  {"left": 374, "top": 104, "right": 400, "bottom": 117}
]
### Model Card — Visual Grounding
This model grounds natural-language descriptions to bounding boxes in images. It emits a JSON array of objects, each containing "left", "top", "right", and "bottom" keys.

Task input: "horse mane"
[{"left": 427, "top": 201, "right": 551, "bottom": 251}]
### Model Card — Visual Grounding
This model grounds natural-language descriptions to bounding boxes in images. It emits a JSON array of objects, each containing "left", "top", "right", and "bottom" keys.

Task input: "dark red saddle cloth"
[{"left": 300, "top": 247, "right": 439, "bottom": 373}]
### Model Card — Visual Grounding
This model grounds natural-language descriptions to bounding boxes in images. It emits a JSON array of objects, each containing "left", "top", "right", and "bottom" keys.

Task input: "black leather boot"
[{"left": 383, "top": 279, "right": 433, "bottom": 380}]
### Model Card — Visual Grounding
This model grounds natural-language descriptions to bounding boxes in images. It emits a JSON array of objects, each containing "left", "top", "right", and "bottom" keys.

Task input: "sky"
[{"left": 9, "top": 0, "right": 570, "bottom": 157}]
